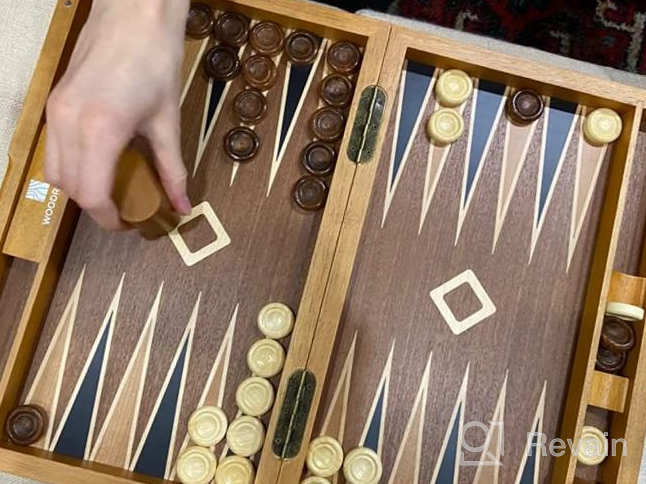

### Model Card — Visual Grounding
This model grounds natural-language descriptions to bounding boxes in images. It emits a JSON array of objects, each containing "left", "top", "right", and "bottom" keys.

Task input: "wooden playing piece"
[
  {"left": 302, "top": 141, "right": 337, "bottom": 177},
  {"left": 249, "top": 21, "right": 285, "bottom": 57},
  {"left": 310, "top": 107, "right": 345, "bottom": 142},
  {"left": 257, "top": 302, "right": 295, "bottom": 339},
  {"left": 203, "top": 45, "right": 241, "bottom": 80},
  {"left": 226, "top": 416, "right": 265, "bottom": 457},
  {"left": 301, "top": 478, "right": 332, "bottom": 484},
  {"left": 506, "top": 89, "right": 544, "bottom": 124},
  {"left": 601, "top": 317, "right": 636, "bottom": 352},
  {"left": 605, "top": 301, "right": 644, "bottom": 322},
  {"left": 284, "top": 30, "right": 319, "bottom": 65},
  {"left": 596, "top": 347, "right": 627, "bottom": 374},
  {"left": 584, "top": 107, "right": 623, "bottom": 145},
  {"left": 343, "top": 447, "right": 382, "bottom": 484},
  {"left": 247, "top": 338, "right": 285, "bottom": 378},
  {"left": 4, "top": 405, "right": 46, "bottom": 446},
  {"left": 242, "top": 54, "right": 278, "bottom": 91},
  {"left": 233, "top": 88, "right": 267, "bottom": 124},
  {"left": 214, "top": 12, "right": 250, "bottom": 47},
  {"left": 320, "top": 74, "right": 353, "bottom": 109},
  {"left": 306, "top": 436, "right": 344, "bottom": 477},
  {"left": 215, "top": 456, "right": 255, "bottom": 484},
  {"left": 186, "top": 3, "right": 215, "bottom": 39},
  {"left": 176, "top": 446, "right": 217, "bottom": 484},
  {"left": 112, "top": 147, "right": 180, "bottom": 240},
  {"left": 235, "top": 376, "right": 275, "bottom": 417},
  {"left": 426, "top": 107, "right": 465, "bottom": 145},
  {"left": 434, "top": 69, "right": 473, "bottom": 107},
  {"left": 188, "top": 406, "right": 228, "bottom": 447},
  {"left": 224, "top": 127, "right": 260, "bottom": 162},
  {"left": 576, "top": 426, "right": 608, "bottom": 466},
  {"left": 293, "top": 176, "right": 328, "bottom": 212},
  {"left": 326, "top": 40, "right": 362, "bottom": 74}
]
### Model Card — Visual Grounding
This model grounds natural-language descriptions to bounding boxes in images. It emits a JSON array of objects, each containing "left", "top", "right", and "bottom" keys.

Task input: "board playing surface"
[
  {"left": 308, "top": 60, "right": 618, "bottom": 484},
  {"left": 15, "top": 19, "right": 349, "bottom": 480}
]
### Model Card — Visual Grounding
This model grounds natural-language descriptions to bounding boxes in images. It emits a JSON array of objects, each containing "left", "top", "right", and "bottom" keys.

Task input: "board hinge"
[
  {"left": 347, "top": 85, "right": 387, "bottom": 164},
  {"left": 272, "top": 369, "right": 316, "bottom": 459}
]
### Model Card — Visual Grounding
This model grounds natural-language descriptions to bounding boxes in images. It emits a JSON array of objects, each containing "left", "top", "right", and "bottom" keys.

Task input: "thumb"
[{"left": 145, "top": 102, "right": 191, "bottom": 215}]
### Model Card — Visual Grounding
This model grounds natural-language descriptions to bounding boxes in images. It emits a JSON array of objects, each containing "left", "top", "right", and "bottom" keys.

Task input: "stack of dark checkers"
[
  {"left": 595, "top": 316, "right": 636, "bottom": 374},
  {"left": 293, "top": 40, "right": 362, "bottom": 212}
]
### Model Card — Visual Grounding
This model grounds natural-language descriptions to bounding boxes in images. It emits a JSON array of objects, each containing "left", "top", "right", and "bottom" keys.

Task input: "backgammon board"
[{"left": 1, "top": 1, "right": 646, "bottom": 484}]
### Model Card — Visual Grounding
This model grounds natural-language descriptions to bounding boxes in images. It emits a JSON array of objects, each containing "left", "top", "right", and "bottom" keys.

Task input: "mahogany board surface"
[
  {"left": 0, "top": 260, "right": 37, "bottom": 377},
  {"left": 310, "top": 60, "right": 615, "bottom": 484},
  {"left": 14, "top": 21, "right": 353, "bottom": 480}
]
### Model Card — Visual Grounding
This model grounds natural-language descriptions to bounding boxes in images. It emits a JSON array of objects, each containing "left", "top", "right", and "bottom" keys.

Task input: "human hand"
[{"left": 44, "top": 0, "right": 191, "bottom": 230}]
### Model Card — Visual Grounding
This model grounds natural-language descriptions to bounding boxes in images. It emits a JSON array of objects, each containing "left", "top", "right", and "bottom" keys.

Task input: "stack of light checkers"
[
  {"left": 426, "top": 69, "right": 472, "bottom": 145},
  {"left": 300, "top": 436, "right": 383, "bottom": 484},
  {"left": 175, "top": 302, "right": 295, "bottom": 484},
  {"left": 293, "top": 40, "right": 363, "bottom": 213}
]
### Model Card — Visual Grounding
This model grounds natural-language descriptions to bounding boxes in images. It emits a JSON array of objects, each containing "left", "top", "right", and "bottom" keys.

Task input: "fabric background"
[{"left": 0, "top": 1, "right": 645, "bottom": 483}]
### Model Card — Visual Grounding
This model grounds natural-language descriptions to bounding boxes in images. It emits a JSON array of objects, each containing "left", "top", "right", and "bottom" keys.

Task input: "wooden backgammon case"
[{"left": 2, "top": 0, "right": 646, "bottom": 483}]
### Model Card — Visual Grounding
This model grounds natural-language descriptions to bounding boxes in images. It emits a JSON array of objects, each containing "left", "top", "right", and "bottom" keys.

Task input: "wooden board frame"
[
  {"left": 272, "top": 25, "right": 646, "bottom": 484},
  {"left": 0, "top": 0, "right": 390, "bottom": 483},
  {"left": 2, "top": 5, "right": 646, "bottom": 484}
]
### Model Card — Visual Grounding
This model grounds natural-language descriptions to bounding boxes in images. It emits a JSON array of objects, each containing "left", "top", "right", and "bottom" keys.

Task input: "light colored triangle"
[
  {"left": 455, "top": 84, "right": 508, "bottom": 245},
  {"left": 514, "top": 382, "right": 547, "bottom": 484},
  {"left": 321, "top": 333, "right": 358, "bottom": 440},
  {"left": 24, "top": 267, "right": 85, "bottom": 449},
  {"left": 180, "top": 37, "right": 210, "bottom": 106},
  {"left": 387, "top": 353, "right": 432, "bottom": 484},
  {"left": 492, "top": 113, "right": 539, "bottom": 252},
  {"left": 530, "top": 103, "right": 581, "bottom": 262},
  {"left": 382, "top": 66, "right": 438, "bottom": 227},
  {"left": 168, "top": 303, "right": 239, "bottom": 479},
  {"left": 430, "top": 363, "right": 470, "bottom": 484},
  {"left": 267, "top": 38, "right": 326, "bottom": 195},
  {"left": 567, "top": 107, "right": 607, "bottom": 271},
  {"left": 90, "top": 283, "right": 163, "bottom": 468},
  {"left": 472, "top": 372, "right": 508, "bottom": 484},
  {"left": 419, "top": 100, "right": 467, "bottom": 234},
  {"left": 49, "top": 274, "right": 124, "bottom": 457},
  {"left": 359, "top": 341, "right": 395, "bottom": 457},
  {"left": 320, "top": 333, "right": 357, "bottom": 484},
  {"left": 129, "top": 293, "right": 201, "bottom": 474}
]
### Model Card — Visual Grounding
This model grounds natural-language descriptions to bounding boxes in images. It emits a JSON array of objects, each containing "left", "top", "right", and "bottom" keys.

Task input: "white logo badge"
[{"left": 26, "top": 179, "right": 50, "bottom": 203}]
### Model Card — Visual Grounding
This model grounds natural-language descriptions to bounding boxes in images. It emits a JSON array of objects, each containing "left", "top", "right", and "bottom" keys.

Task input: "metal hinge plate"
[
  {"left": 347, "top": 85, "right": 387, "bottom": 164},
  {"left": 272, "top": 369, "right": 316, "bottom": 459}
]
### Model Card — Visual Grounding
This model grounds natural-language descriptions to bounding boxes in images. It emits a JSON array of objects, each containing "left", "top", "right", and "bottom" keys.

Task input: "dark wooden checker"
[{"left": 1, "top": 3, "right": 646, "bottom": 484}]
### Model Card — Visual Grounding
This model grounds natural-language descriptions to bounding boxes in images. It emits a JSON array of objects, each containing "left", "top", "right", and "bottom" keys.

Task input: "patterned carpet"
[{"left": 326, "top": 0, "right": 646, "bottom": 74}]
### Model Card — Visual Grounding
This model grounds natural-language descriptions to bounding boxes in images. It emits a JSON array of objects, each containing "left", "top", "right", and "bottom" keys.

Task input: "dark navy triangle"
[
  {"left": 54, "top": 316, "right": 112, "bottom": 459},
  {"left": 204, "top": 80, "right": 227, "bottom": 139},
  {"left": 464, "top": 80, "right": 506, "bottom": 205},
  {"left": 363, "top": 382, "right": 386, "bottom": 453},
  {"left": 392, "top": 61, "right": 435, "bottom": 186},
  {"left": 435, "top": 403, "right": 462, "bottom": 484},
  {"left": 519, "top": 424, "right": 541, "bottom": 483},
  {"left": 277, "top": 63, "right": 313, "bottom": 158},
  {"left": 538, "top": 97, "right": 578, "bottom": 220},
  {"left": 134, "top": 337, "right": 190, "bottom": 479}
]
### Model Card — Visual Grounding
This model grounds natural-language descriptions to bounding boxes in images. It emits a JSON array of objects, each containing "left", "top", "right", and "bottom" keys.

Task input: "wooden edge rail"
[
  {"left": 553, "top": 105, "right": 644, "bottom": 483},
  {"left": 601, "top": 267, "right": 646, "bottom": 481},
  {"left": 0, "top": 0, "right": 88, "bottom": 279}
]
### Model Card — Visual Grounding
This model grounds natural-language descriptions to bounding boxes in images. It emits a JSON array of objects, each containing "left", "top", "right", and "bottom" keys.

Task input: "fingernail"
[{"left": 179, "top": 196, "right": 192, "bottom": 215}]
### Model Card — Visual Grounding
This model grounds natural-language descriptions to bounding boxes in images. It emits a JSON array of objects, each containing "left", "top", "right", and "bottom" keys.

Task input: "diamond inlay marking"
[
  {"left": 430, "top": 269, "right": 496, "bottom": 335},
  {"left": 169, "top": 201, "right": 231, "bottom": 267}
]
